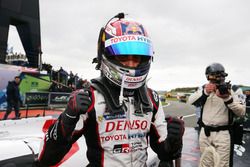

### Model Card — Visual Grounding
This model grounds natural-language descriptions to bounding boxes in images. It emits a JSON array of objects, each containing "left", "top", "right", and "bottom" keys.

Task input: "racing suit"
[
  {"left": 38, "top": 78, "right": 182, "bottom": 167},
  {"left": 188, "top": 87, "right": 245, "bottom": 167}
]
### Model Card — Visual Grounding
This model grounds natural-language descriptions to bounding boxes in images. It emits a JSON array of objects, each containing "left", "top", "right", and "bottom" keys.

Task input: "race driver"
[{"left": 37, "top": 13, "right": 184, "bottom": 167}]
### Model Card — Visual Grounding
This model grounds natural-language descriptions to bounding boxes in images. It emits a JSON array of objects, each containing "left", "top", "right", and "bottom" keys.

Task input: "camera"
[{"left": 217, "top": 81, "right": 231, "bottom": 95}]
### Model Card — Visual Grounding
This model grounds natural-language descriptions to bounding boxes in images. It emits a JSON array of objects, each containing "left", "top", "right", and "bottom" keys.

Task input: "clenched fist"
[{"left": 62, "top": 89, "right": 92, "bottom": 125}]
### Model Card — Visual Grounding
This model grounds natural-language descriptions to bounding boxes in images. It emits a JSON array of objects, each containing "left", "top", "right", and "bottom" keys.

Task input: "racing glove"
[
  {"left": 62, "top": 89, "right": 92, "bottom": 124},
  {"left": 60, "top": 88, "right": 92, "bottom": 138},
  {"left": 164, "top": 116, "right": 185, "bottom": 159}
]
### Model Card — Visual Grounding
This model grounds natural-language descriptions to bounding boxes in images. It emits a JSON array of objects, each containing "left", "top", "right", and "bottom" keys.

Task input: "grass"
[{"left": 166, "top": 97, "right": 178, "bottom": 101}]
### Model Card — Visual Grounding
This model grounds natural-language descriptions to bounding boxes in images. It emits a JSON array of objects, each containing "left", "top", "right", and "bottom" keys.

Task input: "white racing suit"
[
  {"left": 188, "top": 87, "right": 245, "bottom": 167},
  {"left": 37, "top": 80, "right": 179, "bottom": 167}
]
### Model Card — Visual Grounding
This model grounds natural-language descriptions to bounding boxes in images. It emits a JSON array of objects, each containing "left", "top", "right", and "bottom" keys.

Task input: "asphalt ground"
[
  {"left": 163, "top": 100, "right": 250, "bottom": 167},
  {"left": 162, "top": 100, "right": 197, "bottom": 127}
]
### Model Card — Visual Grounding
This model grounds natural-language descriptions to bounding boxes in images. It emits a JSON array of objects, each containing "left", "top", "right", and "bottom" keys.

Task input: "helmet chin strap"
[{"left": 119, "top": 72, "right": 126, "bottom": 105}]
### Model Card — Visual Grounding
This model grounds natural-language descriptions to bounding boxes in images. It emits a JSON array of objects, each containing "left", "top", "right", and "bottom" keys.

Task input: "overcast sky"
[{"left": 8, "top": 0, "right": 250, "bottom": 91}]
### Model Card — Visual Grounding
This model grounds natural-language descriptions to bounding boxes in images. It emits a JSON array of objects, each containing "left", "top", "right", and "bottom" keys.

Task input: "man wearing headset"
[{"left": 37, "top": 13, "right": 184, "bottom": 167}]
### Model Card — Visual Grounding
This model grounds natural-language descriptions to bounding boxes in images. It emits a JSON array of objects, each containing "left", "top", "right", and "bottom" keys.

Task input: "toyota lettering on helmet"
[
  {"left": 105, "top": 35, "right": 153, "bottom": 56},
  {"left": 107, "top": 35, "right": 137, "bottom": 45},
  {"left": 105, "top": 35, "right": 152, "bottom": 46}
]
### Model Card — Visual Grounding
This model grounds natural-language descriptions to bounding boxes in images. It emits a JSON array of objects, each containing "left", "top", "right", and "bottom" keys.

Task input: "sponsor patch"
[
  {"left": 103, "top": 113, "right": 126, "bottom": 120},
  {"left": 152, "top": 91, "right": 159, "bottom": 102},
  {"left": 98, "top": 116, "right": 103, "bottom": 122},
  {"left": 105, "top": 120, "right": 148, "bottom": 132},
  {"left": 113, "top": 144, "right": 130, "bottom": 154},
  {"left": 112, "top": 142, "right": 144, "bottom": 154}
]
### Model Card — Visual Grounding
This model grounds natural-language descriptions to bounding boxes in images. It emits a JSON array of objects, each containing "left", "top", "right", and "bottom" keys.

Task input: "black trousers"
[{"left": 3, "top": 100, "right": 20, "bottom": 120}]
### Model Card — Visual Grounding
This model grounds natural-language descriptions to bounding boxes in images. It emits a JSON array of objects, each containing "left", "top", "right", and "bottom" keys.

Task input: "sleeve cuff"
[{"left": 224, "top": 96, "right": 233, "bottom": 105}]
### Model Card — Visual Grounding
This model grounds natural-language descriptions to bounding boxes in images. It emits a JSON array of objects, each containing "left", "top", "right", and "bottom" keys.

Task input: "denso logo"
[
  {"left": 125, "top": 76, "right": 143, "bottom": 82},
  {"left": 105, "top": 120, "right": 148, "bottom": 132}
]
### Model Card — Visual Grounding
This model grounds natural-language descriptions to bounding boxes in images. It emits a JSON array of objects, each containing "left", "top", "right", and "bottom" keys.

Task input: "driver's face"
[{"left": 115, "top": 55, "right": 141, "bottom": 68}]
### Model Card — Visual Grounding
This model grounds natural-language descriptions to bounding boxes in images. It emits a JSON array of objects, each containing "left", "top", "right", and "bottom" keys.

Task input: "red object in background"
[{"left": 0, "top": 109, "right": 61, "bottom": 120}]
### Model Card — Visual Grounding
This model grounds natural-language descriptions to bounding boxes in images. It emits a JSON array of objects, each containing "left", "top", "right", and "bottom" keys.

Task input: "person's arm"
[
  {"left": 17, "top": 86, "right": 22, "bottom": 104},
  {"left": 6, "top": 82, "right": 13, "bottom": 98},
  {"left": 187, "top": 84, "right": 215, "bottom": 107},
  {"left": 149, "top": 101, "right": 184, "bottom": 162},
  {"left": 37, "top": 88, "right": 94, "bottom": 166},
  {"left": 217, "top": 90, "right": 246, "bottom": 117}
]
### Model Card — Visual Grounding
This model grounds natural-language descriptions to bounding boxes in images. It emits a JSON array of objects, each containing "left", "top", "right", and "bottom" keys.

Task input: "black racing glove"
[
  {"left": 61, "top": 88, "right": 92, "bottom": 125},
  {"left": 59, "top": 88, "right": 92, "bottom": 141},
  {"left": 164, "top": 116, "right": 185, "bottom": 159}
]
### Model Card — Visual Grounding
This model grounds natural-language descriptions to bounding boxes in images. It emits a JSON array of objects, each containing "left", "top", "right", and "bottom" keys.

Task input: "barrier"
[
  {"left": 25, "top": 92, "right": 49, "bottom": 106},
  {"left": 24, "top": 92, "right": 70, "bottom": 117},
  {"left": 49, "top": 92, "right": 71, "bottom": 106}
]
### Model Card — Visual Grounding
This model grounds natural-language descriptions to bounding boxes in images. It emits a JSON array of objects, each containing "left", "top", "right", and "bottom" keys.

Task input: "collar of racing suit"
[{"left": 91, "top": 77, "right": 153, "bottom": 115}]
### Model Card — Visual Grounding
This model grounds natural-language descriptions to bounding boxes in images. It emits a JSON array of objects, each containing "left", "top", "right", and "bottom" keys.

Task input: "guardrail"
[{"left": 24, "top": 92, "right": 71, "bottom": 118}]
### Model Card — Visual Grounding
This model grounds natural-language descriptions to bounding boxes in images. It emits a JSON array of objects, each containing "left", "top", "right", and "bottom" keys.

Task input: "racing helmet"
[
  {"left": 93, "top": 13, "right": 154, "bottom": 89},
  {"left": 205, "top": 63, "right": 228, "bottom": 83}
]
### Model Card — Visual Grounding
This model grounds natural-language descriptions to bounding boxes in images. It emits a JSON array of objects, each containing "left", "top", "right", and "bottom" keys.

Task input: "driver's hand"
[{"left": 62, "top": 89, "right": 92, "bottom": 125}]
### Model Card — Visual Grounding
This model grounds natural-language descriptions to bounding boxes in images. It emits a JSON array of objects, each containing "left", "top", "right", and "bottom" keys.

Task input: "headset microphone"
[{"left": 114, "top": 13, "right": 125, "bottom": 19}]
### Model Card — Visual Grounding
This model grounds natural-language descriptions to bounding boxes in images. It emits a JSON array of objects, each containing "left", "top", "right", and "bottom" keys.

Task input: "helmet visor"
[{"left": 104, "top": 35, "right": 154, "bottom": 57}]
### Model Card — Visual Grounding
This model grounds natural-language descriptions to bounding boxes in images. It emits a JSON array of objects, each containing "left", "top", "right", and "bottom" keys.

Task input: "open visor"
[{"left": 104, "top": 35, "right": 154, "bottom": 57}]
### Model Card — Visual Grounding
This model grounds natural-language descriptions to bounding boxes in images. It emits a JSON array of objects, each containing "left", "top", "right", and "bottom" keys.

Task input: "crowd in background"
[{"left": 42, "top": 63, "right": 88, "bottom": 93}]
